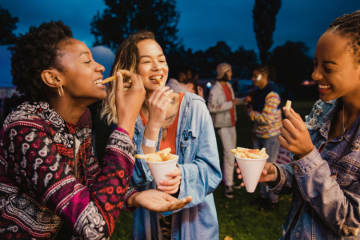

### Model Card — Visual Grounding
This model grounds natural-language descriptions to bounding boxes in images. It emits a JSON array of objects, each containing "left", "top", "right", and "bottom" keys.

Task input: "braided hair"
[
  {"left": 328, "top": 10, "right": 360, "bottom": 64},
  {"left": 253, "top": 64, "right": 277, "bottom": 82},
  {"left": 9, "top": 21, "right": 72, "bottom": 102}
]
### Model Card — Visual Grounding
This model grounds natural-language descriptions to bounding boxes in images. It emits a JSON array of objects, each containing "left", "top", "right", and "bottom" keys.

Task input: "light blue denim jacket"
[
  {"left": 131, "top": 93, "right": 222, "bottom": 240},
  {"left": 268, "top": 99, "right": 360, "bottom": 239}
]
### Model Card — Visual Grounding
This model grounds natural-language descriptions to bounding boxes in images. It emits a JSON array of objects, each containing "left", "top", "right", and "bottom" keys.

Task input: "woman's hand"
[
  {"left": 158, "top": 167, "right": 182, "bottom": 194},
  {"left": 116, "top": 70, "right": 145, "bottom": 138},
  {"left": 235, "top": 162, "right": 276, "bottom": 186},
  {"left": 278, "top": 107, "right": 314, "bottom": 159},
  {"left": 146, "top": 86, "right": 173, "bottom": 131},
  {"left": 127, "top": 189, "right": 192, "bottom": 213}
]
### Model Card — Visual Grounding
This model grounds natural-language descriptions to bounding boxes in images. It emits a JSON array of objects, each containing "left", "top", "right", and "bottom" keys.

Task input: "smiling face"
[
  {"left": 312, "top": 31, "right": 360, "bottom": 102},
  {"left": 251, "top": 69, "right": 268, "bottom": 88},
  {"left": 226, "top": 67, "right": 233, "bottom": 80},
  {"left": 55, "top": 39, "right": 106, "bottom": 102},
  {"left": 136, "top": 39, "right": 168, "bottom": 91}
]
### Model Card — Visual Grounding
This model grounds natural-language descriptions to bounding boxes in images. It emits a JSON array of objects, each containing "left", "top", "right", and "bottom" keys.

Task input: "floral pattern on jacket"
[{"left": 0, "top": 102, "right": 136, "bottom": 240}]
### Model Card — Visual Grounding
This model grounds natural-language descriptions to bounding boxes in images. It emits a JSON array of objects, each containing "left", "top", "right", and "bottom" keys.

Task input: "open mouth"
[
  {"left": 94, "top": 79, "right": 103, "bottom": 85},
  {"left": 150, "top": 76, "right": 163, "bottom": 84},
  {"left": 318, "top": 84, "right": 331, "bottom": 89}
]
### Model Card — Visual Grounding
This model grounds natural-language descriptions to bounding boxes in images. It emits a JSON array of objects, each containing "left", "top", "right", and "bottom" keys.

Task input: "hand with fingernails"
[
  {"left": 279, "top": 107, "right": 314, "bottom": 159},
  {"left": 115, "top": 70, "right": 145, "bottom": 139},
  {"left": 158, "top": 166, "right": 182, "bottom": 194}
]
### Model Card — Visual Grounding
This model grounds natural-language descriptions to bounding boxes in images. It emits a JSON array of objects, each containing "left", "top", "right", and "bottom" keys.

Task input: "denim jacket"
[
  {"left": 131, "top": 93, "right": 222, "bottom": 240},
  {"left": 269, "top": 99, "right": 360, "bottom": 239}
]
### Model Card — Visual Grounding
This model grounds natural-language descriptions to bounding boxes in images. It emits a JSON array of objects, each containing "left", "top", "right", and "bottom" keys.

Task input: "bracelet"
[{"left": 142, "top": 136, "right": 157, "bottom": 148}]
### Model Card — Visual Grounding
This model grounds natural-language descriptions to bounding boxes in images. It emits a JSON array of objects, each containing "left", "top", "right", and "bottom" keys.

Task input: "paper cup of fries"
[
  {"left": 136, "top": 148, "right": 178, "bottom": 187},
  {"left": 231, "top": 147, "right": 268, "bottom": 193}
]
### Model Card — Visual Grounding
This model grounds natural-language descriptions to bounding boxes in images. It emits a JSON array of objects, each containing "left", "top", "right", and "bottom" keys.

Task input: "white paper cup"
[
  {"left": 235, "top": 155, "right": 268, "bottom": 193},
  {"left": 145, "top": 155, "right": 179, "bottom": 187}
]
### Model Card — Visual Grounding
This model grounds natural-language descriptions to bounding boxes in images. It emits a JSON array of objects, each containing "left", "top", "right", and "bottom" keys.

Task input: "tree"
[
  {"left": 232, "top": 47, "right": 258, "bottom": 79},
  {"left": 253, "top": 0, "right": 281, "bottom": 64},
  {"left": 268, "top": 41, "right": 313, "bottom": 84},
  {"left": 0, "top": 5, "right": 19, "bottom": 44},
  {"left": 91, "top": 0, "right": 180, "bottom": 53}
]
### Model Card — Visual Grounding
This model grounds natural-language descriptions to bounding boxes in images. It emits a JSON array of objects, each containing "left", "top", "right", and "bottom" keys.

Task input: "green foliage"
[
  {"left": 253, "top": 0, "right": 281, "bottom": 64},
  {"left": 168, "top": 42, "right": 258, "bottom": 79},
  {"left": 269, "top": 41, "right": 313, "bottom": 84},
  {"left": 0, "top": 5, "right": 18, "bottom": 44},
  {"left": 91, "top": 0, "right": 180, "bottom": 53}
]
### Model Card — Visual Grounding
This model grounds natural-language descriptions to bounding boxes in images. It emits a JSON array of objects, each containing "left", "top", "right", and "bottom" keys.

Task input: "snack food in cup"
[
  {"left": 136, "top": 148, "right": 178, "bottom": 187},
  {"left": 231, "top": 147, "right": 268, "bottom": 193},
  {"left": 285, "top": 100, "right": 292, "bottom": 111}
]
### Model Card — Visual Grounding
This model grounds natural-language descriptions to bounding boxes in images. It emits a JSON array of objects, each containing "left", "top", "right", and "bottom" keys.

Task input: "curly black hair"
[
  {"left": 328, "top": 10, "right": 360, "bottom": 64},
  {"left": 9, "top": 21, "right": 72, "bottom": 102},
  {"left": 253, "top": 64, "right": 277, "bottom": 82}
]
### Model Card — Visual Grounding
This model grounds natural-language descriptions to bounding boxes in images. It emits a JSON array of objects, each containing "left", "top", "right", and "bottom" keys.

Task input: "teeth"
[
  {"left": 94, "top": 80, "right": 103, "bottom": 85},
  {"left": 318, "top": 84, "right": 331, "bottom": 89}
]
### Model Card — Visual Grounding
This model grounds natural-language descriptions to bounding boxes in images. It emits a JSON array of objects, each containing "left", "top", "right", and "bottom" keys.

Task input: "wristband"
[{"left": 142, "top": 136, "right": 157, "bottom": 148}]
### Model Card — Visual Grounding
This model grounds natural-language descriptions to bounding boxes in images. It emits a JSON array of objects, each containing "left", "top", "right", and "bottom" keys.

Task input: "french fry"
[
  {"left": 135, "top": 154, "right": 148, "bottom": 159},
  {"left": 154, "top": 76, "right": 162, "bottom": 84},
  {"left": 232, "top": 147, "right": 268, "bottom": 159},
  {"left": 285, "top": 100, "right": 292, "bottom": 111},
  {"left": 158, "top": 147, "right": 171, "bottom": 155},
  {"left": 147, "top": 154, "right": 162, "bottom": 162},
  {"left": 135, "top": 148, "right": 176, "bottom": 162}
]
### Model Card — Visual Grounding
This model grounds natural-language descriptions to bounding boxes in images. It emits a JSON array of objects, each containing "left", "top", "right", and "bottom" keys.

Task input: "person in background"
[
  {"left": 208, "top": 63, "right": 250, "bottom": 198},
  {"left": 239, "top": 10, "right": 360, "bottom": 239},
  {"left": 102, "top": 30, "right": 221, "bottom": 240},
  {"left": 0, "top": 21, "right": 191, "bottom": 240},
  {"left": 167, "top": 77, "right": 204, "bottom": 98},
  {"left": 246, "top": 64, "right": 282, "bottom": 210}
]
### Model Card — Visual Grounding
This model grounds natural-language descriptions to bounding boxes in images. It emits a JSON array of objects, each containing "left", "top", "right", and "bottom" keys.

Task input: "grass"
[{"left": 93, "top": 99, "right": 317, "bottom": 240}]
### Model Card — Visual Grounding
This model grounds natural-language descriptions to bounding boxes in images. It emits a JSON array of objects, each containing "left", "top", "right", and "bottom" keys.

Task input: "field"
[{"left": 90, "top": 99, "right": 316, "bottom": 240}]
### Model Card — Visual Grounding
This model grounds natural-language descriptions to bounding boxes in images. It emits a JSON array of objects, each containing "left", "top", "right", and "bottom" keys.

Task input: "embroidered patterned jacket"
[{"left": 0, "top": 102, "right": 136, "bottom": 240}]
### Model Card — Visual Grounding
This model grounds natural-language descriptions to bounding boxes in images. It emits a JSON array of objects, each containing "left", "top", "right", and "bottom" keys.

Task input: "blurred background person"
[
  {"left": 208, "top": 63, "right": 250, "bottom": 198},
  {"left": 246, "top": 64, "right": 282, "bottom": 210},
  {"left": 167, "top": 77, "right": 204, "bottom": 98}
]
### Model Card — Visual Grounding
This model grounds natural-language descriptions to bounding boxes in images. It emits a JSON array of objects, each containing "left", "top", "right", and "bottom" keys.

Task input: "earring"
[{"left": 58, "top": 86, "right": 64, "bottom": 97}]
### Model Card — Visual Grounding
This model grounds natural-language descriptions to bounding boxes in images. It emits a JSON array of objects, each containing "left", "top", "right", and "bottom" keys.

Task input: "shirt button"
[
  {"left": 293, "top": 165, "right": 300, "bottom": 170},
  {"left": 296, "top": 232, "right": 299, "bottom": 238}
]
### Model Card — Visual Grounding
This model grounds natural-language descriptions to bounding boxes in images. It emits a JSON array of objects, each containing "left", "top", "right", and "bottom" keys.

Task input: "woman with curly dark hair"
[
  {"left": 239, "top": 11, "right": 360, "bottom": 239},
  {"left": 0, "top": 21, "right": 191, "bottom": 240}
]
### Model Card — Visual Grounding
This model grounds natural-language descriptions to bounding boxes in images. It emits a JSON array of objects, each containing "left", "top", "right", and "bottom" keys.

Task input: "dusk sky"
[{"left": 1, "top": 0, "right": 360, "bottom": 57}]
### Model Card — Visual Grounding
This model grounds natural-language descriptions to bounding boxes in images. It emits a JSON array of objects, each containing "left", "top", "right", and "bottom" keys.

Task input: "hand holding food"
[
  {"left": 136, "top": 148, "right": 180, "bottom": 189},
  {"left": 127, "top": 189, "right": 192, "bottom": 212},
  {"left": 279, "top": 107, "right": 314, "bottom": 159},
  {"left": 158, "top": 166, "right": 182, "bottom": 194},
  {"left": 115, "top": 70, "right": 145, "bottom": 138},
  {"left": 146, "top": 86, "right": 173, "bottom": 131},
  {"left": 232, "top": 147, "right": 269, "bottom": 193}
]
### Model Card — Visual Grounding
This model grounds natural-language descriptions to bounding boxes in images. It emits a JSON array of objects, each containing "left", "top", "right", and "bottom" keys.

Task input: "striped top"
[{"left": 248, "top": 91, "right": 282, "bottom": 138}]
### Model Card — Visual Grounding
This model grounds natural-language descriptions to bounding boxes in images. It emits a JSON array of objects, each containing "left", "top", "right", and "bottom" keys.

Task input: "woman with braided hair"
[
  {"left": 237, "top": 10, "right": 360, "bottom": 239},
  {"left": 0, "top": 21, "right": 192, "bottom": 240}
]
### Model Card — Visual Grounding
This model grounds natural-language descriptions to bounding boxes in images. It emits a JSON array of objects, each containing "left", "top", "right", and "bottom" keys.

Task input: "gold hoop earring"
[{"left": 58, "top": 86, "right": 64, "bottom": 97}]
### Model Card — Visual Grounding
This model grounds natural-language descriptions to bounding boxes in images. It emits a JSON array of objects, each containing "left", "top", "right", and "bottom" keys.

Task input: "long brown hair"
[{"left": 101, "top": 31, "right": 155, "bottom": 125}]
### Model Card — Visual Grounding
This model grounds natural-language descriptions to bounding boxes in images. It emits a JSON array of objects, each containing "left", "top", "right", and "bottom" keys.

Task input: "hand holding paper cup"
[
  {"left": 231, "top": 147, "right": 268, "bottom": 193},
  {"left": 136, "top": 148, "right": 179, "bottom": 187}
]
